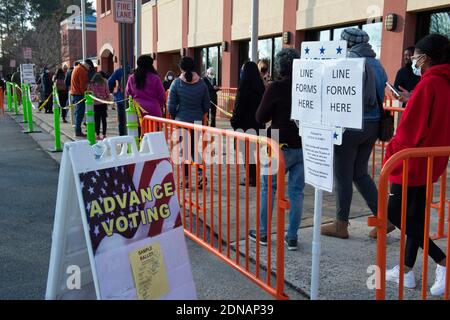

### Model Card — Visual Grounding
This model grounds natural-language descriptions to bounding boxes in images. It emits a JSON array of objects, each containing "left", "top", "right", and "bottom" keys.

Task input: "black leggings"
[
  {"left": 388, "top": 184, "right": 446, "bottom": 268},
  {"left": 94, "top": 104, "right": 107, "bottom": 136}
]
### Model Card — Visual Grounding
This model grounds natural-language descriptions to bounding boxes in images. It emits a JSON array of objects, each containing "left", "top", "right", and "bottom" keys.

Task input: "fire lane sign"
[{"left": 114, "top": 0, "right": 134, "bottom": 24}]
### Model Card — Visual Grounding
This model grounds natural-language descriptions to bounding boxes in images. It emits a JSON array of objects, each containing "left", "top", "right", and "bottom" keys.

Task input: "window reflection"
[{"left": 429, "top": 12, "right": 450, "bottom": 36}]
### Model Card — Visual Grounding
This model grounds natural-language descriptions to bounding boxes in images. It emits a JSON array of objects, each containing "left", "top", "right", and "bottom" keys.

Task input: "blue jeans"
[
  {"left": 260, "top": 148, "right": 305, "bottom": 241},
  {"left": 72, "top": 95, "right": 85, "bottom": 134}
]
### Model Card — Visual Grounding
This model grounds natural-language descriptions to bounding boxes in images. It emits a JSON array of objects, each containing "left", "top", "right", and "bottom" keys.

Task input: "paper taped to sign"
[{"left": 301, "top": 125, "right": 334, "bottom": 192}]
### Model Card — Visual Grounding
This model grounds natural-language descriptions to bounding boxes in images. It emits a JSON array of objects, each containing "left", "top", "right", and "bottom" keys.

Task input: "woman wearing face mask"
[
  {"left": 258, "top": 59, "right": 271, "bottom": 88},
  {"left": 163, "top": 71, "right": 175, "bottom": 91},
  {"left": 383, "top": 34, "right": 450, "bottom": 296}
]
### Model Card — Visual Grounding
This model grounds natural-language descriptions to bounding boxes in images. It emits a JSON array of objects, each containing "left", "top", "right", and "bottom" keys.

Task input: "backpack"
[{"left": 56, "top": 78, "right": 66, "bottom": 91}]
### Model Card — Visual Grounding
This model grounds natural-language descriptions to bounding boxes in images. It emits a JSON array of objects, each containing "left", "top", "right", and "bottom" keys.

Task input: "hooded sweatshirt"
[
  {"left": 348, "top": 43, "right": 387, "bottom": 121},
  {"left": 168, "top": 72, "right": 210, "bottom": 123},
  {"left": 384, "top": 64, "right": 450, "bottom": 186},
  {"left": 126, "top": 72, "right": 166, "bottom": 117}
]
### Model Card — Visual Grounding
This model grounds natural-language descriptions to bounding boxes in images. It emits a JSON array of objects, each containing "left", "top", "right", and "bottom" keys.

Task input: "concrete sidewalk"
[
  {"left": 5, "top": 105, "right": 449, "bottom": 300},
  {"left": 0, "top": 112, "right": 305, "bottom": 300}
]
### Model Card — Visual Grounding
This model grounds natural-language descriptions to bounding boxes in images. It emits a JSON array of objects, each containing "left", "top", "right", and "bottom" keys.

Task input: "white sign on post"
[
  {"left": 20, "top": 64, "right": 36, "bottom": 84},
  {"left": 45, "top": 134, "right": 197, "bottom": 300},
  {"left": 301, "top": 125, "right": 334, "bottom": 193},
  {"left": 301, "top": 41, "right": 348, "bottom": 60},
  {"left": 23, "top": 47, "right": 32, "bottom": 60},
  {"left": 291, "top": 59, "right": 323, "bottom": 125},
  {"left": 291, "top": 40, "right": 365, "bottom": 300},
  {"left": 114, "top": 0, "right": 135, "bottom": 24},
  {"left": 322, "top": 59, "right": 364, "bottom": 130}
]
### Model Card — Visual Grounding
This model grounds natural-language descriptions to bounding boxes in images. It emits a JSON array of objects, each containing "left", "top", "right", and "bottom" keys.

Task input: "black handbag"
[{"left": 377, "top": 93, "right": 394, "bottom": 142}]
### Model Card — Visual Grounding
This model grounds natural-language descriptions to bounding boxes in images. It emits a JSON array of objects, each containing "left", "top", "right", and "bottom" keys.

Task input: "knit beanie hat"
[{"left": 341, "top": 28, "right": 370, "bottom": 47}]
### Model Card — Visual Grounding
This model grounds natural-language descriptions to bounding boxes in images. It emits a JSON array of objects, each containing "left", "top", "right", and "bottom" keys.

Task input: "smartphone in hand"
[{"left": 386, "top": 82, "right": 401, "bottom": 99}]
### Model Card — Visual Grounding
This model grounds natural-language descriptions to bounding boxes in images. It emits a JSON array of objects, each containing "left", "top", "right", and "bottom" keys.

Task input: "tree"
[{"left": 0, "top": 0, "right": 95, "bottom": 76}]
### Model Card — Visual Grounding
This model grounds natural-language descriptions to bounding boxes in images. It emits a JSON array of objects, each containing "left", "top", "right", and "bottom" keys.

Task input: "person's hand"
[{"left": 398, "top": 86, "right": 412, "bottom": 103}]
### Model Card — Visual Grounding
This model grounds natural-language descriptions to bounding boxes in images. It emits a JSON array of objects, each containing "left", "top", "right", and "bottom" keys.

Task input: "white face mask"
[
  {"left": 167, "top": 76, "right": 173, "bottom": 81},
  {"left": 412, "top": 55, "right": 424, "bottom": 77}
]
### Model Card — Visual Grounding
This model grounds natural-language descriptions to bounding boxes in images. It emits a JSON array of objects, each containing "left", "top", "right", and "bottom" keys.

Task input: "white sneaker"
[
  {"left": 430, "top": 264, "right": 447, "bottom": 296},
  {"left": 386, "top": 265, "right": 416, "bottom": 288}
]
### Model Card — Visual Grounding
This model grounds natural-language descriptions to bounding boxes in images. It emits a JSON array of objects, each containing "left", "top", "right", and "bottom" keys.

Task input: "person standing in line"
[
  {"left": 53, "top": 68, "right": 68, "bottom": 123},
  {"left": 202, "top": 67, "right": 219, "bottom": 127},
  {"left": 384, "top": 34, "right": 450, "bottom": 297},
  {"left": 108, "top": 65, "right": 129, "bottom": 136},
  {"left": 168, "top": 56, "right": 210, "bottom": 189},
  {"left": 163, "top": 71, "right": 175, "bottom": 91},
  {"left": 126, "top": 55, "right": 166, "bottom": 117},
  {"left": 321, "top": 28, "right": 389, "bottom": 239},
  {"left": 88, "top": 73, "right": 111, "bottom": 140},
  {"left": 394, "top": 47, "right": 421, "bottom": 98},
  {"left": 248, "top": 49, "right": 305, "bottom": 251},
  {"left": 230, "top": 61, "right": 265, "bottom": 187},
  {"left": 40, "top": 66, "right": 53, "bottom": 114},
  {"left": 71, "top": 59, "right": 94, "bottom": 137},
  {"left": 393, "top": 46, "right": 422, "bottom": 123},
  {"left": 258, "top": 59, "right": 272, "bottom": 88}
]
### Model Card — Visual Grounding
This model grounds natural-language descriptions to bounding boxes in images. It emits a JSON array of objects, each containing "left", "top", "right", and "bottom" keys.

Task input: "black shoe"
[
  {"left": 284, "top": 236, "right": 298, "bottom": 251},
  {"left": 239, "top": 180, "right": 256, "bottom": 187},
  {"left": 62, "top": 119, "right": 68, "bottom": 123},
  {"left": 198, "top": 177, "right": 207, "bottom": 190},
  {"left": 249, "top": 230, "right": 267, "bottom": 246},
  {"left": 180, "top": 180, "right": 189, "bottom": 189}
]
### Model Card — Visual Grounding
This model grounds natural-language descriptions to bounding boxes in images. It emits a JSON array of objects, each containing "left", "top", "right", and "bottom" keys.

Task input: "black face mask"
[{"left": 261, "top": 67, "right": 268, "bottom": 74}]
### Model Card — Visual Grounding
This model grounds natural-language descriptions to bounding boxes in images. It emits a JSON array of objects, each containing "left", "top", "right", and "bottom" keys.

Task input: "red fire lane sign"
[{"left": 114, "top": 0, "right": 135, "bottom": 24}]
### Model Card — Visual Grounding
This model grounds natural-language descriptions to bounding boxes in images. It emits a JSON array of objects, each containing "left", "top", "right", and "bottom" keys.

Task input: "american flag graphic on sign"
[{"left": 79, "top": 158, "right": 182, "bottom": 255}]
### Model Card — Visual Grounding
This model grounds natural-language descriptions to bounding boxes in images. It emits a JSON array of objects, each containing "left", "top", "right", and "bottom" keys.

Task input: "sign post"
[
  {"left": 291, "top": 40, "right": 364, "bottom": 299},
  {"left": 20, "top": 64, "right": 36, "bottom": 85},
  {"left": 114, "top": 0, "right": 135, "bottom": 130}
]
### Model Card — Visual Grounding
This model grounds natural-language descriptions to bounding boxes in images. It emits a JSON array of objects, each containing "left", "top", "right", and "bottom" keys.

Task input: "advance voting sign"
[{"left": 46, "top": 134, "right": 196, "bottom": 300}]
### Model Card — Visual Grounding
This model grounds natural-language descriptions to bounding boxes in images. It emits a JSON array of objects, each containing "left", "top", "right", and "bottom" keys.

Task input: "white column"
[
  {"left": 81, "top": 0, "right": 87, "bottom": 61},
  {"left": 250, "top": 0, "right": 259, "bottom": 62},
  {"left": 135, "top": 0, "right": 142, "bottom": 64}
]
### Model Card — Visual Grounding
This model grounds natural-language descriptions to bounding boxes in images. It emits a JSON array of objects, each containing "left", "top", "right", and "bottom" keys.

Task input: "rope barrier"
[
  {"left": 210, "top": 101, "right": 233, "bottom": 118},
  {"left": 38, "top": 94, "right": 53, "bottom": 111}
]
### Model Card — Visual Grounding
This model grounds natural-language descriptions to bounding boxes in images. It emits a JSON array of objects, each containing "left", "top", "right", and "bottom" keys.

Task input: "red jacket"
[{"left": 384, "top": 64, "right": 450, "bottom": 186}]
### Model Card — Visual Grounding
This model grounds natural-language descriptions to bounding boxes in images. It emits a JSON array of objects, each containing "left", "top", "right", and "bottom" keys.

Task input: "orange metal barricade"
[
  {"left": 0, "top": 89, "right": 4, "bottom": 115},
  {"left": 142, "top": 115, "right": 290, "bottom": 300},
  {"left": 217, "top": 87, "right": 237, "bottom": 120},
  {"left": 368, "top": 146, "right": 450, "bottom": 300},
  {"left": 370, "top": 99, "right": 447, "bottom": 240}
]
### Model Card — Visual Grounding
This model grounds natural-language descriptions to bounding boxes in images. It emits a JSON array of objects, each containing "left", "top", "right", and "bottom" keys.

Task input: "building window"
[
  {"left": 305, "top": 21, "right": 383, "bottom": 59},
  {"left": 101, "top": 0, "right": 106, "bottom": 14},
  {"left": 106, "top": 0, "right": 111, "bottom": 12},
  {"left": 238, "top": 36, "right": 283, "bottom": 80},
  {"left": 198, "top": 45, "right": 222, "bottom": 86},
  {"left": 417, "top": 10, "right": 450, "bottom": 41}
]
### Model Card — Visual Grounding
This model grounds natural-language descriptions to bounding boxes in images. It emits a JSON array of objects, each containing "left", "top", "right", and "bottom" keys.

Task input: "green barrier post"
[
  {"left": 21, "top": 84, "right": 28, "bottom": 123},
  {"left": 85, "top": 92, "right": 96, "bottom": 145},
  {"left": 49, "top": 84, "right": 62, "bottom": 152},
  {"left": 126, "top": 97, "right": 140, "bottom": 148},
  {"left": 23, "top": 84, "right": 41, "bottom": 134},
  {"left": 6, "top": 82, "right": 13, "bottom": 112},
  {"left": 12, "top": 84, "right": 19, "bottom": 115}
]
